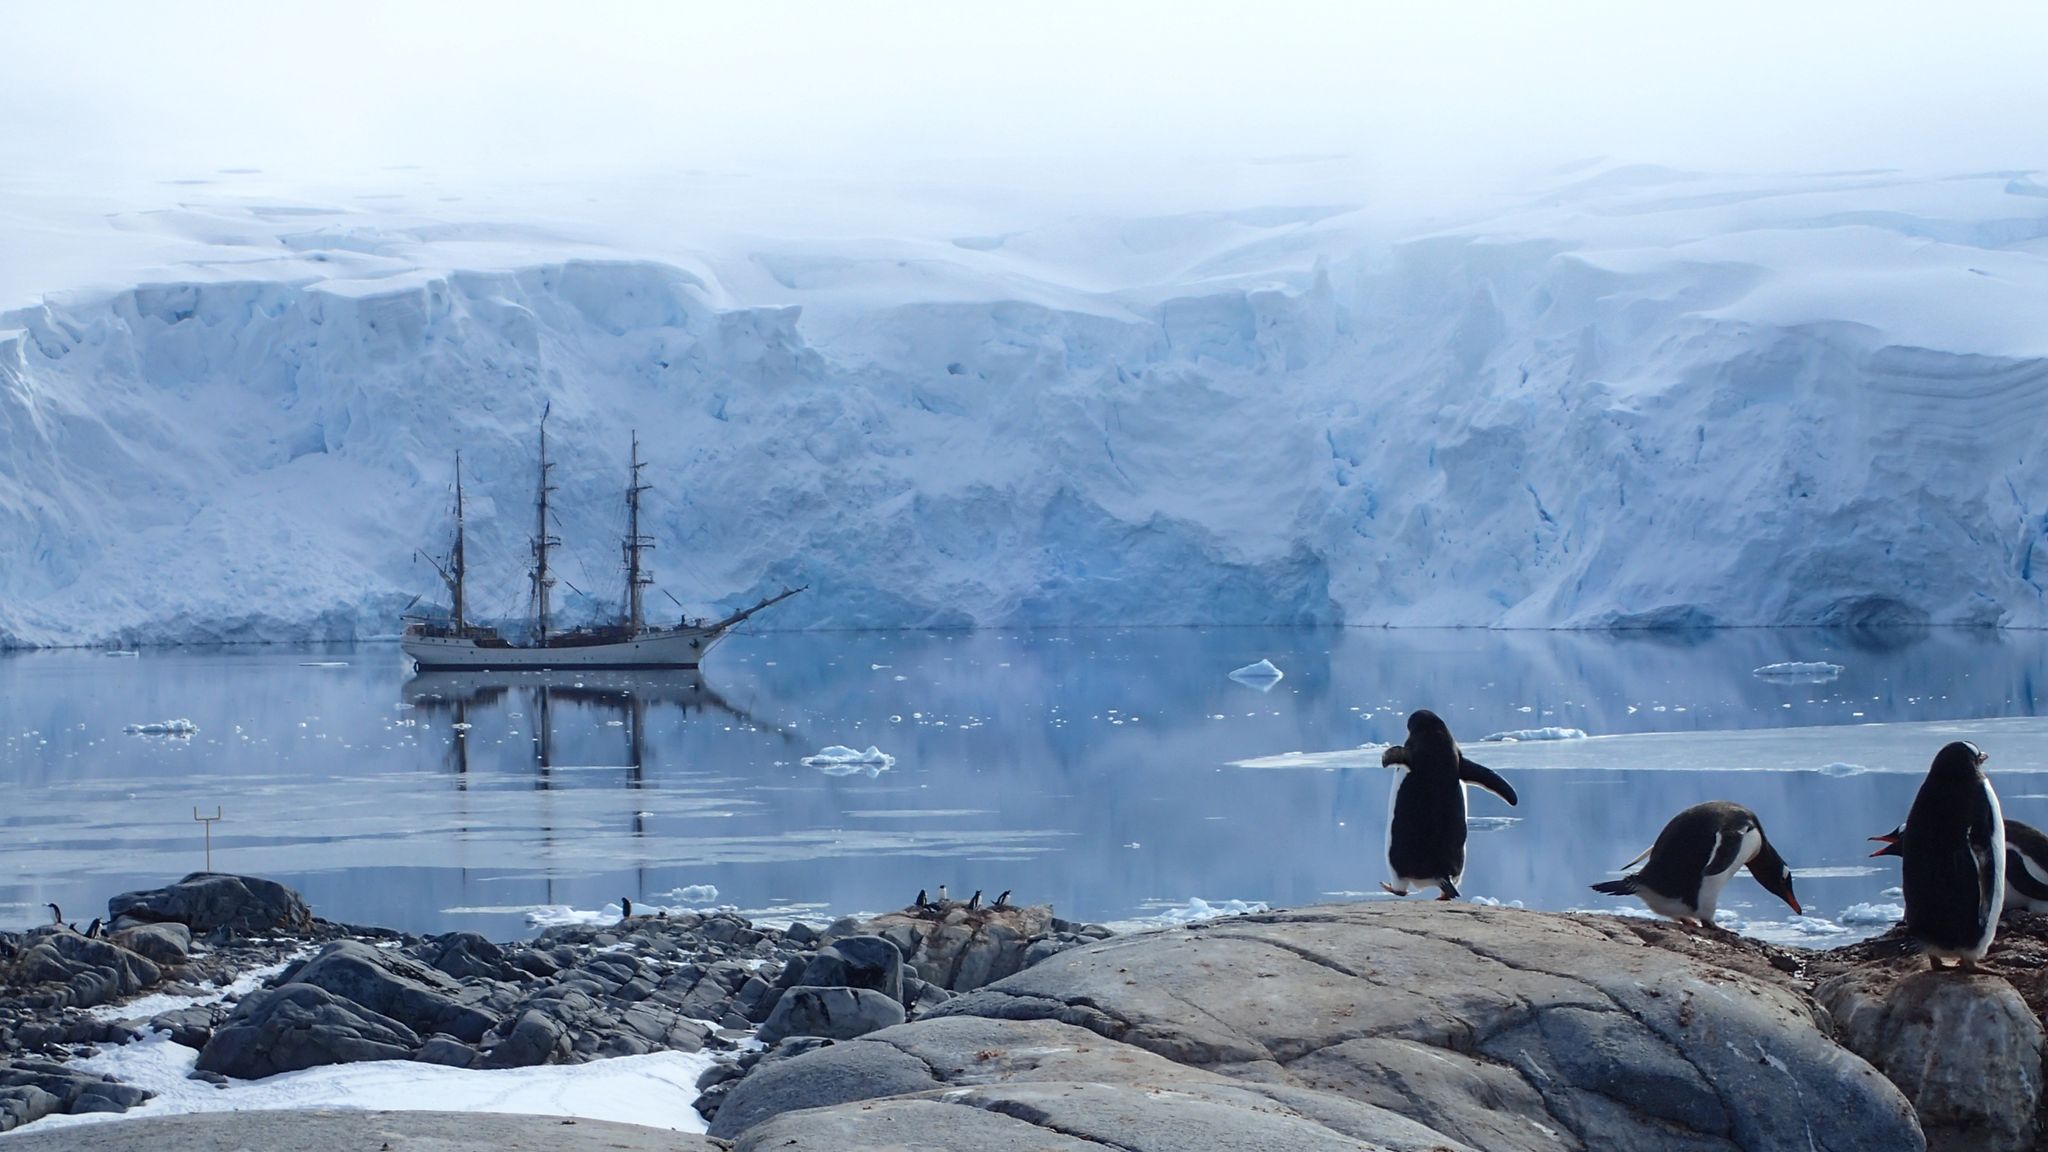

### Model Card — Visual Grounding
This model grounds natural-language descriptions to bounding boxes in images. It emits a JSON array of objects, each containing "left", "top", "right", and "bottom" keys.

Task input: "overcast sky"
[{"left": 5, "top": 1, "right": 2046, "bottom": 194}]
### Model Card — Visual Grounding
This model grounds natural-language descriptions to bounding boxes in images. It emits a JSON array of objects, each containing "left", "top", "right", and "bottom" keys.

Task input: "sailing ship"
[{"left": 402, "top": 413, "right": 802, "bottom": 670}]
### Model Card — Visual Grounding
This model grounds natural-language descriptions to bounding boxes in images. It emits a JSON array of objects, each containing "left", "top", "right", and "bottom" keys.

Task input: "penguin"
[
  {"left": 993, "top": 890, "right": 1011, "bottom": 909},
  {"left": 937, "top": 884, "right": 949, "bottom": 904},
  {"left": 84, "top": 917, "right": 102, "bottom": 939},
  {"left": 1901, "top": 741, "right": 2004, "bottom": 970},
  {"left": 45, "top": 903, "right": 61, "bottom": 926},
  {"left": 967, "top": 890, "right": 982, "bottom": 912},
  {"left": 620, "top": 896, "right": 634, "bottom": 920},
  {"left": 914, "top": 889, "right": 929, "bottom": 910},
  {"left": 1377, "top": 709, "right": 1518, "bottom": 900},
  {"left": 1589, "top": 802, "right": 1800, "bottom": 925},
  {"left": 1872, "top": 815, "right": 2048, "bottom": 915}
]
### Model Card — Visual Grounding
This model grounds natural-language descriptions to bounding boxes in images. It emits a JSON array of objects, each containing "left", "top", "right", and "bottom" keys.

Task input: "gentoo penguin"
[
  {"left": 993, "top": 890, "right": 1011, "bottom": 909},
  {"left": 1872, "top": 815, "right": 2048, "bottom": 914},
  {"left": 45, "top": 903, "right": 61, "bottom": 926},
  {"left": 1377, "top": 709, "right": 1518, "bottom": 900},
  {"left": 620, "top": 896, "right": 634, "bottom": 920},
  {"left": 914, "top": 889, "right": 929, "bottom": 910},
  {"left": 1902, "top": 741, "right": 2004, "bottom": 969},
  {"left": 1589, "top": 802, "right": 1800, "bottom": 925},
  {"left": 967, "top": 890, "right": 982, "bottom": 912},
  {"left": 937, "top": 884, "right": 949, "bottom": 904},
  {"left": 84, "top": 918, "right": 102, "bottom": 939}
]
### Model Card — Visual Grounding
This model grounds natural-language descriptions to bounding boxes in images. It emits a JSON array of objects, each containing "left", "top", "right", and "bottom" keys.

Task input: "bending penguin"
[
  {"left": 1377, "top": 709, "right": 1517, "bottom": 900},
  {"left": 1901, "top": 741, "right": 2004, "bottom": 970},
  {"left": 1589, "top": 802, "right": 1800, "bottom": 925},
  {"left": 1871, "top": 813, "right": 2048, "bottom": 915}
]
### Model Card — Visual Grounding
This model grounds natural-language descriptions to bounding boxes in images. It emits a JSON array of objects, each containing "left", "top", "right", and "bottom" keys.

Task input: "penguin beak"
[
  {"left": 1783, "top": 894, "right": 1803, "bottom": 915},
  {"left": 1868, "top": 832, "right": 1898, "bottom": 857},
  {"left": 1975, "top": 749, "right": 1990, "bottom": 766}
]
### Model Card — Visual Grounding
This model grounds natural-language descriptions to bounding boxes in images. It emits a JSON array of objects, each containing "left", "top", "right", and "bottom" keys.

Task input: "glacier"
[{"left": 3, "top": 164, "right": 2047, "bottom": 647}]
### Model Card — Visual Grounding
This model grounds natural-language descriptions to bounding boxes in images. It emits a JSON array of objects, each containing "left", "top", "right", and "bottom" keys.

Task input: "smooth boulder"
[
  {"left": 107, "top": 873, "right": 311, "bottom": 937},
  {"left": 800, "top": 936, "right": 905, "bottom": 1003},
  {"left": 285, "top": 940, "right": 498, "bottom": 1042},
  {"left": 196, "top": 983, "right": 421, "bottom": 1078},
  {"left": 757, "top": 986, "right": 905, "bottom": 1044},
  {"left": 1820, "top": 966, "right": 2044, "bottom": 1152}
]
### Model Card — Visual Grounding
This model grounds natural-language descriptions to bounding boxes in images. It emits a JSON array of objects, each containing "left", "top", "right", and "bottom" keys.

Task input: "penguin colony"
[{"left": 1376, "top": 711, "right": 2026, "bottom": 972}]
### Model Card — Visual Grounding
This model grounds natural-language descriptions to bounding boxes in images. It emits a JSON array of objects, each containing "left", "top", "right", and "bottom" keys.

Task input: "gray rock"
[
  {"left": 481, "top": 1008, "right": 570, "bottom": 1068},
  {"left": 785, "top": 921, "right": 818, "bottom": 946},
  {"left": 148, "top": 1006, "right": 219, "bottom": 1049},
  {"left": 0, "top": 1059, "right": 152, "bottom": 1133},
  {"left": 757, "top": 986, "right": 905, "bottom": 1045},
  {"left": 110, "top": 923, "right": 191, "bottom": 966},
  {"left": 921, "top": 903, "right": 1924, "bottom": 1152},
  {"left": 708, "top": 1037, "right": 940, "bottom": 1139},
  {"left": 414, "top": 1034, "right": 479, "bottom": 1068},
  {"left": 1820, "top": 966, "right": 2043, "bottom": 1152},
  {"left": 196, "top": 983, "right": 421, "bottom": 1078},
  {"left": 5, "top": 932, "right": 163, "bottom": 1009},
  {"left": 106, "top": 874, "right": 311, "bottom": 937},
  {"left": 288, "top": 940, "right": 498, "bottom": 1042},
  {"left": 800, "top": 935, "right": 905, "bottom": 1002},
  {"left": 849, "top": 904, "right": 1058, "bottom": 991},
  {"left": 424, "top": 932, "right": 513, "bottom": 981},
  {"left": 0, "top": 1108, "right": 725, "bottom": 1152}
]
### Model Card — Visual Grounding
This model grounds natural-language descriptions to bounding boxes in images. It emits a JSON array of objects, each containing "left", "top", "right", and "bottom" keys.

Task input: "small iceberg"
[
  {"left": 1815, "top": 761, "right": 1867, "bottom": 777},
  {"left": 124, "top": 719, "right": 198, "bottom": 737},
  {"left": 663, "top": 884, "right": 720, "bottom": 904},
  {"left": 801, "top": 745, "right": 896, "bottom": 777},
  {"left": 103, "top": 650, "right": 139, "bottom": 658},
  {"left": 1227, "top": 659, "right": 1284, "bottom": 690},
  {"left": 299, "top": 661, "right": 349, "bottom": 668},
  {"left": 1481, "top": 727, "right": 1588, "bottom": 743},
  {"left": 1753, "top": 661, "right": 1843, "bottom": 682},
  {"left": 1108, "top": 897, "right": 1267, "bottom": 931},
  {"left": 1839, "top": 902, "right": 1904, "bottom": 926}
]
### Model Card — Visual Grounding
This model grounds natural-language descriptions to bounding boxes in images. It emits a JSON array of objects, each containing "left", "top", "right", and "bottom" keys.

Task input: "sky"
[{"left": 5, "top": 0, "right": 2047, "bottom": 196}]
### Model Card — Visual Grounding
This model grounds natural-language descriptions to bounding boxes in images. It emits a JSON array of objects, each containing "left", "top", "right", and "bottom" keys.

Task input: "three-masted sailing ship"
[{"left": 402, "top": 414, "right": 802, "bottom": 670}]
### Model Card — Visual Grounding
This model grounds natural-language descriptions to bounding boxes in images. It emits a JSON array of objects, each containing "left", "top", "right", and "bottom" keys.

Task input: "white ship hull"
[{"left": 402, "top": 627, "right": 726, "bottom": 670}]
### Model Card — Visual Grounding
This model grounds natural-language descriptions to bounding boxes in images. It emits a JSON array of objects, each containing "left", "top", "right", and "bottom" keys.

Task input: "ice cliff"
[{"left": 2, "top": 166, "right": 2046, "bottom": 646}]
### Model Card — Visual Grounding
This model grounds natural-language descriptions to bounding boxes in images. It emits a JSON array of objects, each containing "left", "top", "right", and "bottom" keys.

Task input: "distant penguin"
[
  {"left": 915, "top": 889, "right": 929, "bottom": 910},
  {"left": 1377, "top": 709, "right": 1518, "bottom": 900},
  {"left": 1589, "top": 802, "right": 1801, "bottom": 925},
  {"left": 993, "top": 890, "right": 1011, "bottom": 909},
  {"left": 45, "top": 903, "right": 60, "bottom": 926},
  {"left": 1873, "top": 815, "right": 2048, "bottom": 915},
  {"left": 967, "top": 890, "right": 982, "bottom": 912},
  {"left": 1902, "top": 741, "right": 2004, "bottom": 969},
  {"left": 620, "top": 896, "right": 634, "bottom": 920},
  {"left": 84, "top": 917, "right": 102, "bottom": 939},
  {"left": 937, "top": 884, "right": 949, "bottom": 904}
]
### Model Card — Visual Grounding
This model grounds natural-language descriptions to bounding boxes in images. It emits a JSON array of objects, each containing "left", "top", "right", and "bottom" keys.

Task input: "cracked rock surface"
[{"left": 721, "top": 903, "right": 1925, "bottom": 1151}]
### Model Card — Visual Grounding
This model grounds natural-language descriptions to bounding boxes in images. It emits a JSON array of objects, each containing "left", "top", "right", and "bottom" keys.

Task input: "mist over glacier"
[{"left": 3, "top": 163, "right": 2047, "bottom": 647}]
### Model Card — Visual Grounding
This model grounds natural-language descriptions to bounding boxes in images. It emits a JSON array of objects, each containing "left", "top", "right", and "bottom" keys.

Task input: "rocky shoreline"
[{"left": 5, "top": 874, "right": 2048, "bottom": 1150}]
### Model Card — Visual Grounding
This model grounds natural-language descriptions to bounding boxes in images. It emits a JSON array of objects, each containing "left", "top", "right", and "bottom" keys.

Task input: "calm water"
[{"left": 3, "top": 628, "right": 2046, "bottom": 942}]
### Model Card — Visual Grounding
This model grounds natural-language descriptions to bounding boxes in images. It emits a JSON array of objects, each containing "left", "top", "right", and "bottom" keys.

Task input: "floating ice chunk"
[
  {"left": 124, "top": 719, "right": 198, "bottom": 736},
  {"left": 663, "top": 884, "right": 719, "bottom": 904},
  {"left": 1466, "top": 895, "right": 1526, "bottom": 908},
  {"left": 801, "top": 745, "right": 895, "bottom": 776},
  {"left": 1839, "top": 902, "right": 1904, "bottom": 925},
  {"left": 1815, "top": 762, "right": 1867, "bottom": 777},
  {"left": 299, "top": 661, "right": 349, "bottom": 668},
  {"left": 103, "top": 650, "right": 139, "bottom": 658},
  {"left": 1753, "top": 661, "right": 1844, "bottom": 682},
  {"left": 1466, "top": 816, "right": 1522, "bottom": 833},
  {"left": 1227, "top": 659, "right": 1284, "bottom": 690},
  {"left": 1481, "top": 727, "right": 1588, "bottom": 743},
  {"left": 1107, "top": 896, "right": 1267, "bottom": 931}
]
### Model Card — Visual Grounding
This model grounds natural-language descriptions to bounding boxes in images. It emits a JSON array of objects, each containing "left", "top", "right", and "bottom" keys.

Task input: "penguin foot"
[
  {"left": 1434, "top": 890, "right": 1455, "bottom": 902},
  {"left": 1928, "top": 955, "right": 1949, "bottom": 971},
  {"left": 1378, "top": 882, "right": 1407, "bottom": 897}
]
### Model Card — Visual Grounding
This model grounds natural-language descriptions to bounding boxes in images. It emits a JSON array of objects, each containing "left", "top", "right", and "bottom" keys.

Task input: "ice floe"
[
  {"left": 123, "top": 719, "right": 198, "bottom": 736},
  {"left": 800, "top": 745, "right": 896, "bottom": 777},
  {"left": 1480, "top": 727, "right": 1588, "bottom": 742},
  {"left": 1227, "top": 659, "right": 1284, "bottom": 689}
]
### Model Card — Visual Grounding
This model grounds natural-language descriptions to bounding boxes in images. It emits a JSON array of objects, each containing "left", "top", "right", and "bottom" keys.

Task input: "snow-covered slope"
[{"left": 3, "top": 166, "right": 2047, "bottom": 646}]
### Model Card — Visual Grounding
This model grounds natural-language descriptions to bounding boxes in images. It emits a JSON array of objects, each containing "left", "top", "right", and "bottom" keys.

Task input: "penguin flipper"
[
  {"left": 1590, "top": 877, "right": 1640, "bottom": 897},
  {"left": 2008, "top": 846, "right": 2048, "bottom": 902},
  {"left": 1703, "top": 830, "right": 1748, "bottom": 879},
  {"left": 1458, "top": 756, "right": 1517, "bottom": 806}
]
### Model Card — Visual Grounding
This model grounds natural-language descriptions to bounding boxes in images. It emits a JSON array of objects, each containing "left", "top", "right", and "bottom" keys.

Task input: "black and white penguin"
[
  {"left": 1872, "top": 814, "right": 2048, "bottom": 915},
  {"left": 937, "top": 884, "right": 949, "bottom": 904},
  {"left": 914, "top": 889, "right": 929, "bottom": 910},
  {"left": 620, "top": 896, "right": 634, "bottom": 920},
  {"left": 1902, "top": 740, "right": 2004, "bottom": 970},
  {"left": 84, "top": 918, "right": 102, "bottom": 939},
  {"left": 967, "top": 890, "right": 982, "bottom": 912},
  {"left": 993, "top": 890, "right": 1011, "bottom": 909},
  {"left": 1377, "top": 709, "right": 1518, "bottom": 900},
  {"left": 1589, "top": 802, "right": 1801, "bottom": 925},
  {"left": 45, "top": 903, "right": 61, "bottom": 926}
]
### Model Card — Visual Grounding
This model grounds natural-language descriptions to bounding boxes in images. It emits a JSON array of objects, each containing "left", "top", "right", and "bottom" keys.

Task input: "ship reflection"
[{"left": 401, "top": 669, "right": 788, "bottom": 898}]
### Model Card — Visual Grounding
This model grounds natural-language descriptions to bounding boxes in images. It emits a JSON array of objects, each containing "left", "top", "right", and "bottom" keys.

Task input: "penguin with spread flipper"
[{"left": 1377, "top": 709, "right": 1518, "bottom": 901}]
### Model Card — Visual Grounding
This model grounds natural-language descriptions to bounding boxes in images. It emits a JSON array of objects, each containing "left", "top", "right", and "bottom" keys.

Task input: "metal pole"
[{"left": 193, "top": 806, "right": 223, "bottom": 872}]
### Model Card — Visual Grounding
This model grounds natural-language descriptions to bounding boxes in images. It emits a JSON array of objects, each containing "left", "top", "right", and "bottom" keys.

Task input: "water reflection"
[{"left": 0, "top": 628, "right": 2042, "bottom": 941}]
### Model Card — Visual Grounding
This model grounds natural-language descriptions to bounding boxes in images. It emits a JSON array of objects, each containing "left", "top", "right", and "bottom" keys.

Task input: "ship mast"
[
  {"left": 450, "top": 452, "right": 467, "bottom": 632},
  {"left": 622, "top": 431, "right": 655, "bottom": 634},
  {"left": 422, "top": 452, "right": 467, "bottom": 634},
  {"left": 531, "top": 408, "right": 560, "bottom": 645}
]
